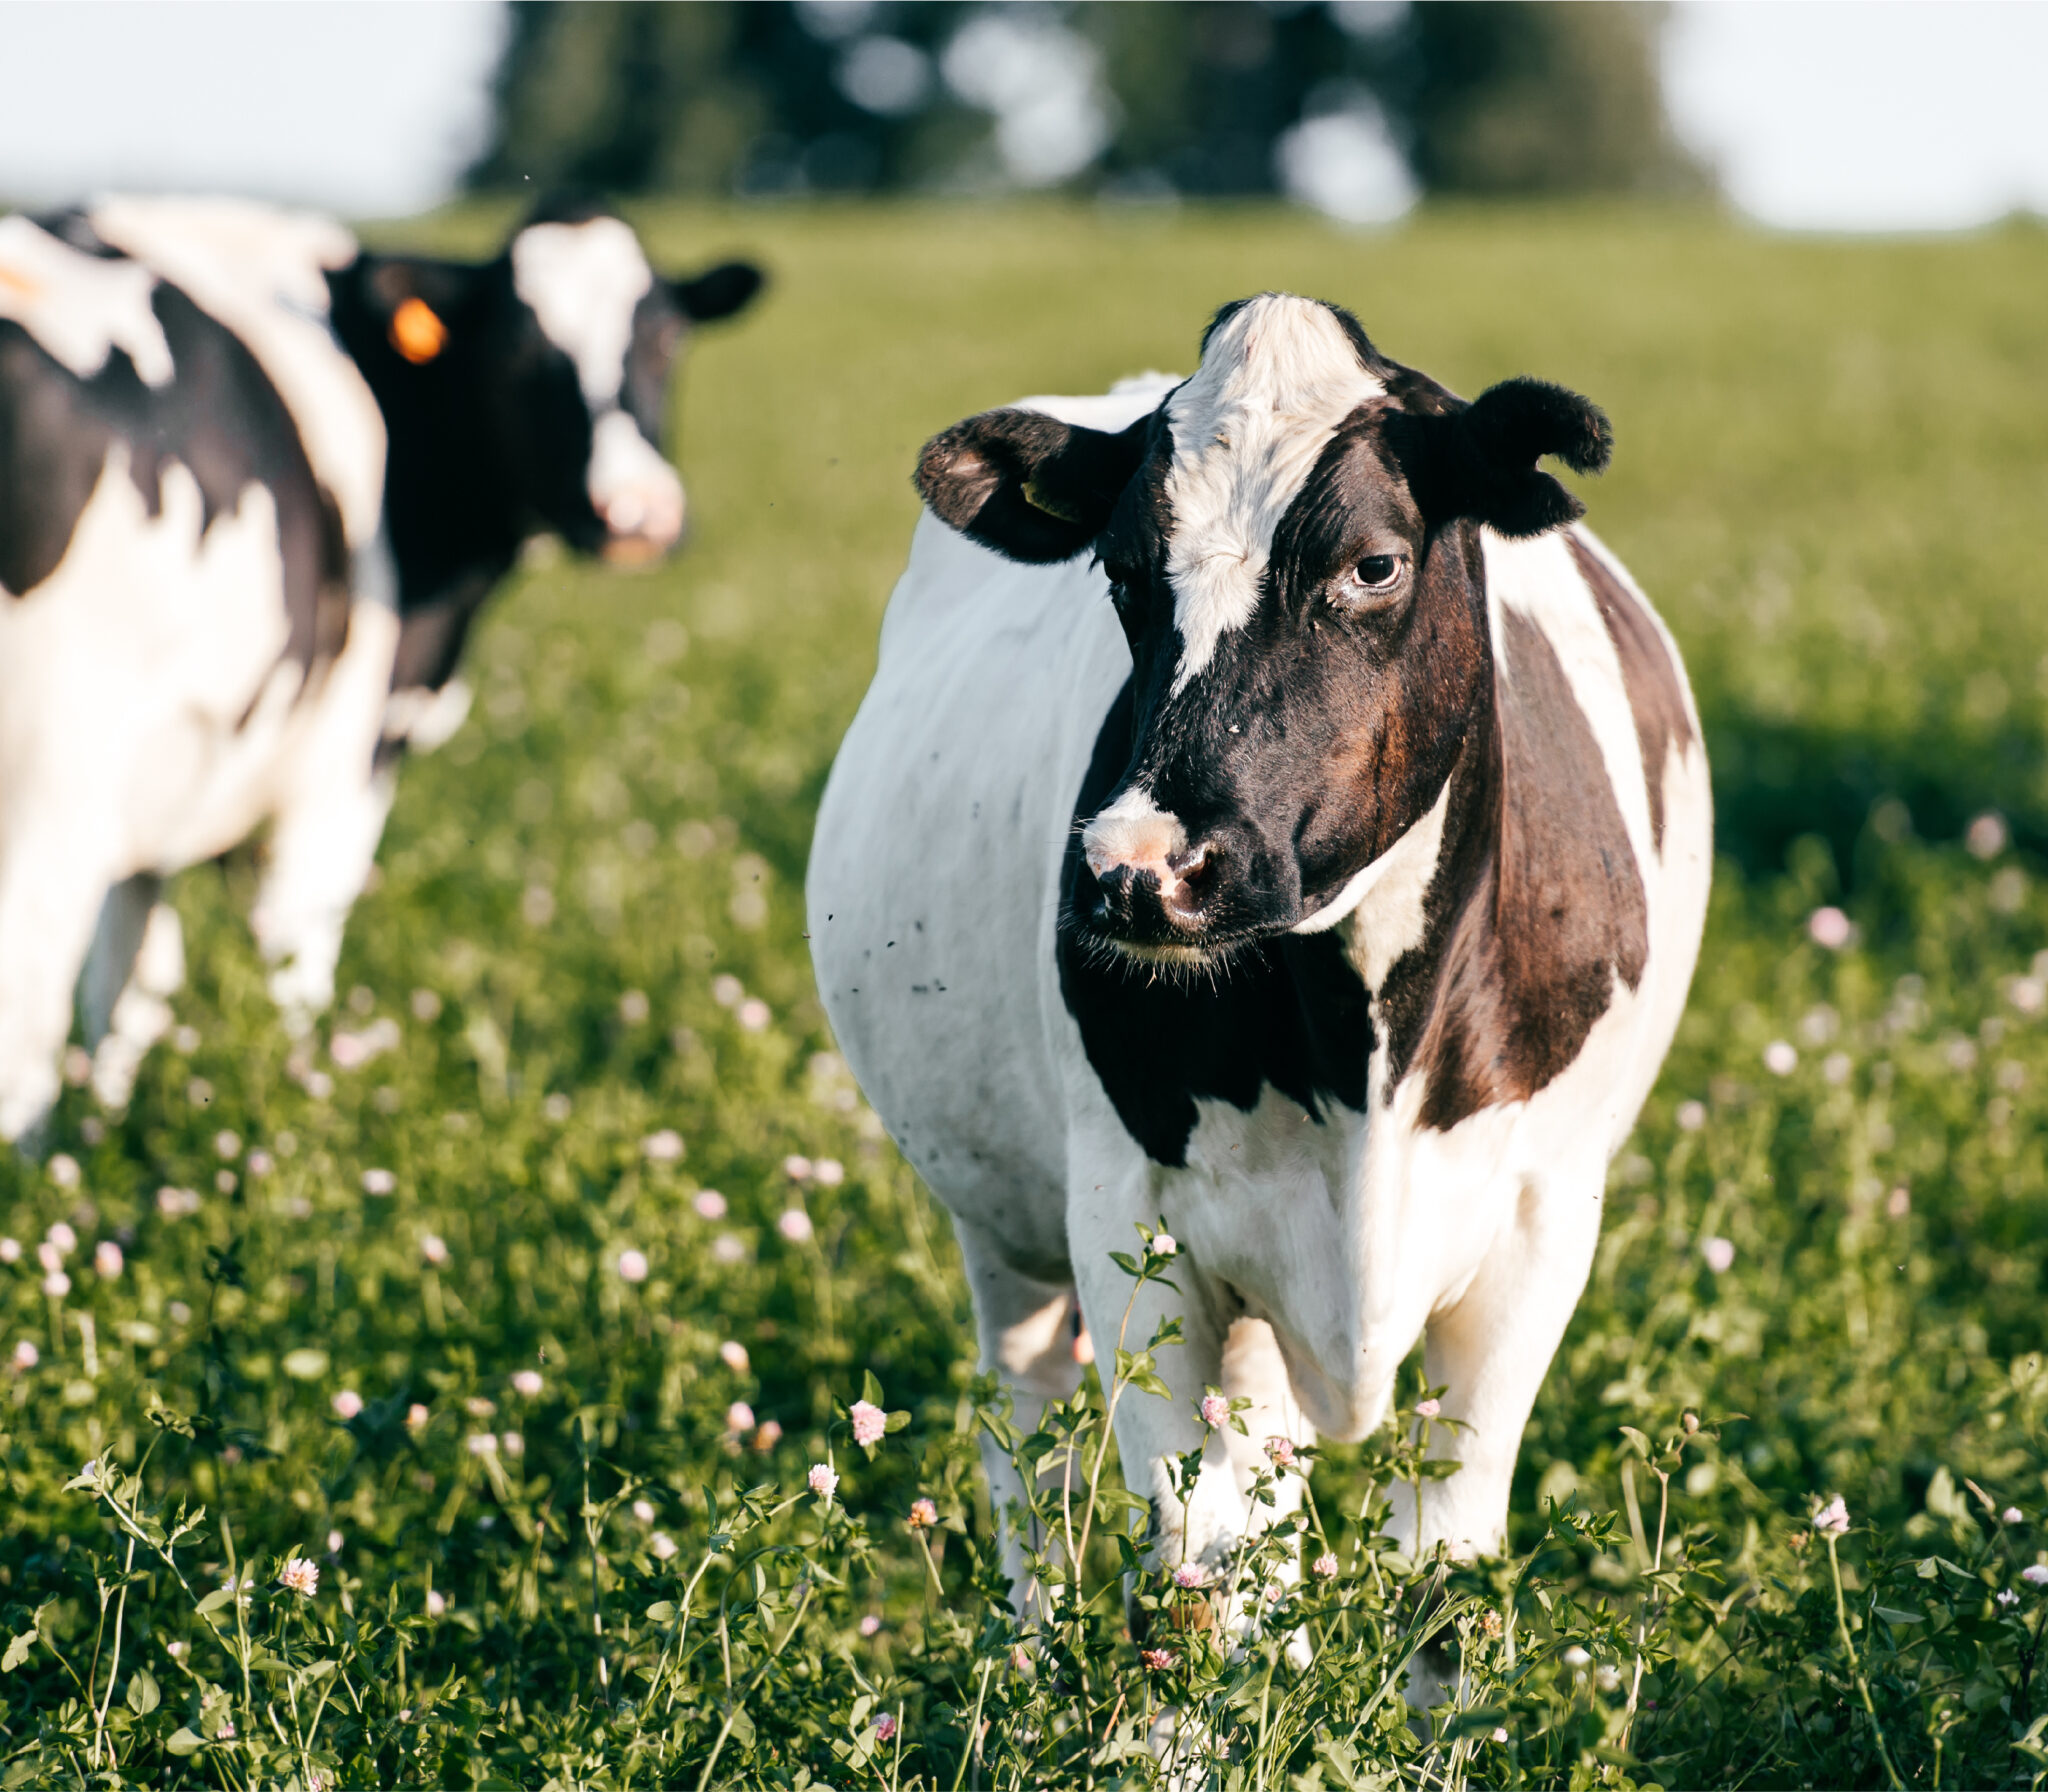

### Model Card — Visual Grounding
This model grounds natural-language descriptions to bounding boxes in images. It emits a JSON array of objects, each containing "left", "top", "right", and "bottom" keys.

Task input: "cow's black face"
[{"left": 916, "top": 293, "right": 1610, "bottom": 968}]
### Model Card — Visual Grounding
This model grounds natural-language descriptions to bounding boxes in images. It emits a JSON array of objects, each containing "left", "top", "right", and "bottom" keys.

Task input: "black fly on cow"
[
  {"left": 809, "top": 294, "right": 1710, "bottom": 1636},
  {"left": 0, "top": 195, "right": 761, "bottom": 1145}
]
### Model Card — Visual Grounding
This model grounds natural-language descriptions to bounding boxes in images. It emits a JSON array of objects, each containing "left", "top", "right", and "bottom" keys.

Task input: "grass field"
[{"left": 5, "top": 201, "right": 2048, "bottom": 1788}]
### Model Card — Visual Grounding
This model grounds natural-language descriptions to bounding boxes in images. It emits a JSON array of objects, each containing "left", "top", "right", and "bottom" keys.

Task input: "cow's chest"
[{"left": 1157, "top": 1083, "right": 1360, "bottom": 1308}]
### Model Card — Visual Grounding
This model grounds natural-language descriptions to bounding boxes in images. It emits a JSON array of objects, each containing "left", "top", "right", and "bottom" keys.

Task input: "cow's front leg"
[
  {"left": 251, "top": 764, "right": 396, "bottom": 1032},
  {"left": 1394, "top": 1165, "right": 1606, "bottom": 1559},
  {"left": 952, "top": 1219, "right": 1083, "bottom": 1624},
  {"left": 79, "top": 874, "right": 185, "bottom": 1111},
  {"left": 0, "top": 831, "right": 118, "bottom": 1147},
  {"left": 1068, "top": 1204, "right": 1243, "bottom": 1621}
]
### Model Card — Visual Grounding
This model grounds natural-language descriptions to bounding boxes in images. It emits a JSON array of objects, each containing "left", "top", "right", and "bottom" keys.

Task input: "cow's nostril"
[{"left": 1173, "top": 841, "right": 1220, "bottom": 895}]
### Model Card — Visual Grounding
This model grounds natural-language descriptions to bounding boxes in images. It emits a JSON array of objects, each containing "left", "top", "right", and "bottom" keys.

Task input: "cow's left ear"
[
  {"left": 1401, "top": 377, "right": 1613, "bottom": 539},
  {"left": 673, "top": 261, "right": 764, "bottom": 323},
  {"left": 917, "top": 406, "right": 1151, "bottom": 564}
]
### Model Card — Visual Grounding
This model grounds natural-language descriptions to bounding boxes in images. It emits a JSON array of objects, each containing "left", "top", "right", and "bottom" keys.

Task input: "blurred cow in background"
[{"left": 0, "top": 194, "right": 762, "bottom": 1143}]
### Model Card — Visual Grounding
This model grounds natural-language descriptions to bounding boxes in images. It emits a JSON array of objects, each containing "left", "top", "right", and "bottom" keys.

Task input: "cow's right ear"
[{"left": 916, "top": 408, "right": 1149, "bottom": 564}]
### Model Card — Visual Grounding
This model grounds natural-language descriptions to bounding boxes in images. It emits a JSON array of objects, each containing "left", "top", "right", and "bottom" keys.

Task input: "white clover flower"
[
  {"left": 1676, "top": 1100, "right": 1707, "bottom": 1132},
  {"left": 632, "top": 1498, "right": 656, "bottom": 1523},
  {"left": 1310, "top": 1551, "right": 1338, "bottom": 1579},
  {"left": 1173, "top": 1562, "right": 1205, "bottom": 1589},
  {"left": 616, "top": 1248, "right": 650, "bottom": 1283},
  {"left": 42, "top": 1270, "right": 70, "bottom": 1299},
  {"left": 1415, "top": 1398, "right": 1442, "bottom": 1419},
  {"left": 808, "top": 1462, "right": 838, "bottom": 1505},
  {"left": 0, "top": 1237, "right": 18, "bottom": 1263},
  {"left": 420, "top": 1233, "right": 449, "bottom": 1266},
  {"left": 278, "top": 1557, "right": 319, "bottom": 1599},
  {"left": 512, "top": 1370, "right": 543, "bottom": 1398},
  {"left": 726, "top": 1401, "right": 756, "bottom": 1432},
  {"left": 814, "top": 1158, "right": 845, "bottom": 1186},
  {"left": 1701, "top": 1237, "right": 1736, "bottom": 1274},
  {"left": 2023, "top": 1564, "right": 2048, "bottom": 1586},
  {"left": 466, "top": 1433, "right": 497, "bottom": 1456},
  {"left": 650, "top": 1532, "right": 678, "bottom": 1560},
  {"left": 641, "top": 1129, "right": 684, "bottom": 1163},
  {"left": 46, "top": 1222, "right": 76, "bottom": 1255},
  {"left": 1149, "top": 1232, "right": 1178, "bottom": 1259},
  {"left": 1814, "top": 1495, "right": 1850, "bottom": 1535},
  {"left": 1808, "top": 907, "right": 1852, "bottom": 949},
  {"left": 93, "top": 1241, "right": 122, "bottom": 1279},
  {"left": 361, "top": 1168, "right": 396, "bottom": 1196},
  {"left": 1198, "top": 1394, "right": 1228, "bottom": 1428},
  {"left": 332, "top": 1390, "right": 363, "bottom": 1420},
  {"left": 850, "top": 1399, "right": 886, "bottom": 1446},
  {"left": 11, "top": 1340, "right": 37, "bottom": 1371},
  {"left": 692, "top": 1189, "right": 728, "bottom": 1221},
  {"left": 718, "top": 1340, "right": 749, "bottom": 1373},
  {"left": 777, "top": 1209, "right": 814, "bottom": 1244},
  {"left": 1562, "top": 1645, "right": 1591, "bottom": 1669},
  {"left": 1763, "top": 1040, "right": 1797, "bottom": 1077}
]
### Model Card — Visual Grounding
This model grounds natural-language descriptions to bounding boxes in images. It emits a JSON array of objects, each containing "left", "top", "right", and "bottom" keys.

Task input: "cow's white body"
[
  {"left": 810, "top": 379, "right": 1711, "bottom": 1600},
  {"left": 0, "top": 206, "right": 407, "bottom": 1137}
]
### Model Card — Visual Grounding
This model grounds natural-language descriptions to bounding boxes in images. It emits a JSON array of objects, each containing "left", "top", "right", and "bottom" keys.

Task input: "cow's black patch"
[
  {"left": 1057, "top": 676, "right": 1373, "bottom": 1168},
  {"left": 0, "top": 283, "right": 347, "bottom": 673},
  {"left": 1380, "top": 607, "right": 1648, "bottom": 1130}
]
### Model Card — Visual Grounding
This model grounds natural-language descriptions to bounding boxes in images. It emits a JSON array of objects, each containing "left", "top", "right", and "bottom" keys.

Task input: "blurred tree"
[
  {"left": 1379, "top": 2, "right": 1704, "bottom": 195},
  {"left": 468, "top": 1, "right": 1704, "bottom": 206}
]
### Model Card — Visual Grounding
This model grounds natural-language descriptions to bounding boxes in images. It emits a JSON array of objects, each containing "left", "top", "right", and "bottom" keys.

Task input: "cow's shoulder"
[{"left": 1057, "top": 675, "right": 1372, "bottom": 1168}]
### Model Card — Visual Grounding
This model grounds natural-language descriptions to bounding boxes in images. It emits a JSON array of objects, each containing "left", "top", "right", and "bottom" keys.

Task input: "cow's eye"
[{"left": 1332, "top": 553, "right": 1409, "bottom": 608}]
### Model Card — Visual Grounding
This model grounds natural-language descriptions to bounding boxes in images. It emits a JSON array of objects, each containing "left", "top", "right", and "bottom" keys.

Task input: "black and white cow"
[
  {"left": 0, "top": 194, "right": 760, "bottom": 1141},
  {"left": 809, "top": 295, "right": 1709, "bottom": 1618}
]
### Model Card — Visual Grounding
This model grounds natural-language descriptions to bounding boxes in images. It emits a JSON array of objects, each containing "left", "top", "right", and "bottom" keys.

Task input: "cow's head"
[
  {"left": 331, "top": 197, "right": 763, "bottom": 568},
  {"left": 916, "top": 293, "right": 1610, "bottom": 967}
]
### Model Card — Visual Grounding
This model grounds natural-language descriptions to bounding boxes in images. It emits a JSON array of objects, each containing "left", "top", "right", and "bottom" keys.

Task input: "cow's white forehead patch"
[
  {"left": 510, "top": 218, "right": 654, "bottom": 408},
  {"left": 1164, "top": 294, "right": 1384, "bottom": 693},
  {"left": 0, "top": 215, "right": 173, "bottom": 387}
]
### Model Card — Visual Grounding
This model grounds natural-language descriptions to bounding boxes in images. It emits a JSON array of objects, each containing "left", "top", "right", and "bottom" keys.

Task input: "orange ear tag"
[{"left": 389, "top": 297, "right": 447, "bottom": 364}]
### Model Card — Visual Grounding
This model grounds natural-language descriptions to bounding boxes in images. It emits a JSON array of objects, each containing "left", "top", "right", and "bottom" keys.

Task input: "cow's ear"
[
  {"left": 1403, "top": 377, "right": 1612, "bottom": 539},
  {"left": 339, "top": 255, "right": 486, "bottom": 366},
  {"left": 916, "top": 407, "right": 1149, "bottom": 564},
  {"left": 673, "top": 261, "right": 764, "bottom": 323}
]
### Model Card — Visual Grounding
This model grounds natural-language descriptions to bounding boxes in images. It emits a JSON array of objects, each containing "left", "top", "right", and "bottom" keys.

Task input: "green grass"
[{"left": 5, "top": 201, "right": 2048, "bottom": 1787}]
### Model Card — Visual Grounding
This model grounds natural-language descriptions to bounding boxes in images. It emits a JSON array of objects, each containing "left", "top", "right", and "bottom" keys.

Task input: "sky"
[{"left": 0, "top": 1, "right": 2044, "bottom": 231}]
